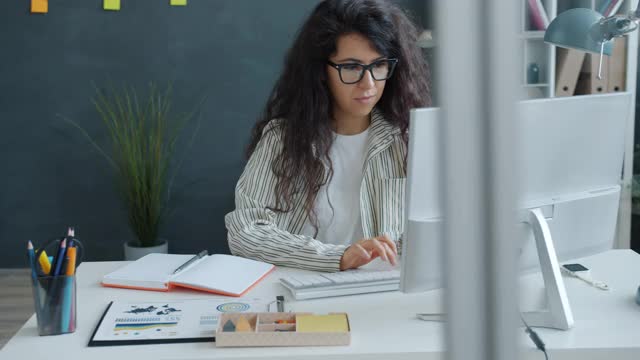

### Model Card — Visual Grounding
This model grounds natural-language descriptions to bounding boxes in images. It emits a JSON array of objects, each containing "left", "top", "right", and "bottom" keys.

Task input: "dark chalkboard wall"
[{"left": 0, "top": 0, "right": 426, "bottom": 267}]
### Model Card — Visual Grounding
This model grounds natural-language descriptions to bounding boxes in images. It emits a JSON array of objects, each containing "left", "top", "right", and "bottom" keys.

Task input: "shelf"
[
  {"left": 523, "top": 83, "right": 550, "bottom": 88},
  {"left": 520, "top": 30, "right": 546, "bottom": 39}
]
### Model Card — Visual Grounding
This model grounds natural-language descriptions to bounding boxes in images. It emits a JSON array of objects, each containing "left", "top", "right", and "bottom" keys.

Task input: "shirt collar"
[{"left": 366, "top": 108, "right": 402, "bottom": 162}]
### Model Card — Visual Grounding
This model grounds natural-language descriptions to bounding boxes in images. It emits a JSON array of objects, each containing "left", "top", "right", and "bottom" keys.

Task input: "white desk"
[{"left": 2, "top": 250, "right": 640, "bottom": 360}]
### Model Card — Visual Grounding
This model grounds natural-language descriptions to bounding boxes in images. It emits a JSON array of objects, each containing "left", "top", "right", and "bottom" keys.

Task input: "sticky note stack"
[
  {"left": 104, "top": 0, "right": 120, "bottom": 11},
  {"left": 296, "top": 314, "right": 349, "bottom": 333},
  {"left": 31, "top": 0, "right": 48, "bottom": 14}
]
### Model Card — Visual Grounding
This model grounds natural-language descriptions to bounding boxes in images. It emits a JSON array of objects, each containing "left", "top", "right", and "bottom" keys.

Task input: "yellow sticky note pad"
[
  {"left": 31, "top": 0, "right": 48, "bottom": 14},
  {"left": 296, "top": 314, "right": 349, "bottom": 333},
  {"left": 170, "top": 0, "right": 187, "bottom": 5},
  {"left": 104, "top": 0, "right": 121, "bottom": 11}
]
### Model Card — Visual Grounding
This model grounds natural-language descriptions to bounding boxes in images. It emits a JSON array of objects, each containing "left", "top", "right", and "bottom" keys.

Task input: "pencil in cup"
[
  {"left": 42, "top": 238, "right": 66, "bottom": 333},
  {"left": 27, "top": 242, "right": 43, "bottom": 323},
  {"left": 50, "top": 240, "right": 78, "bottom": 334},
  {"left": 61, "top": 247, "right": 77, "bottom": 332}
]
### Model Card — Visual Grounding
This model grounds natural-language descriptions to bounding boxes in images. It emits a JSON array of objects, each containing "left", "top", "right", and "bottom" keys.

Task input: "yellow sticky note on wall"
[
  {"left": 296, "top": 314, "right": 349, "bottom": 333},
  {"left": 31, "top": 0, "right": 48, "bottom": 13},
  {"left": 104, "top": 0, "right": 121, "bottom": 11},
  {"left": 170, "top": 0, "right": 187, "bottom": 5}
]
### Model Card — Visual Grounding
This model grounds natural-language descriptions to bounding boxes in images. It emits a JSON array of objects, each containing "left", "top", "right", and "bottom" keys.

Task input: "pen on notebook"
[{"left": 171, "top": 250, "right": 208, "bottom": 275}]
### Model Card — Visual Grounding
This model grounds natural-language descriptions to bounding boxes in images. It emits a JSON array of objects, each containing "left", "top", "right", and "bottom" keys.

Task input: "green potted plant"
[{"left": 63, "top": 83, "right": 199, "bottom": 260}]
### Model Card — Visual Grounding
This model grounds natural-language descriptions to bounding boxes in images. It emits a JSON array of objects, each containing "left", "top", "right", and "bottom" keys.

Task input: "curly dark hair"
[{"left": 247, "top": 0, "right": 431, "bottom": 231}]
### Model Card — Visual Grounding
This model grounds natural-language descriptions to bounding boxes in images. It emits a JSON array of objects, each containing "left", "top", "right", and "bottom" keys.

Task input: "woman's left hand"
[{"left": 340, "top": 235, "right": 398, "bottom": 270}]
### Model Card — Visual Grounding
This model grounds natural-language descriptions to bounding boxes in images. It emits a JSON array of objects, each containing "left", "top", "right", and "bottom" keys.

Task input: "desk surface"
[{"left": 2, "top": 250, "right": 640, "bottom": 360}]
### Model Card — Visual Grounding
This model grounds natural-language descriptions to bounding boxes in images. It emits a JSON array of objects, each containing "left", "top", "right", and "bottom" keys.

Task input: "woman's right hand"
[{"left": 339, "top": 235, "right": 398, "bottom": 270}]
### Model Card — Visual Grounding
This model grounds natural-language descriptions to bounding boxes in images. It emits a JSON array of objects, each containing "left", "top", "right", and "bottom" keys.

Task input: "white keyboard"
[{"left": 280, "top": 269, "right": 401, "bottom": 300}]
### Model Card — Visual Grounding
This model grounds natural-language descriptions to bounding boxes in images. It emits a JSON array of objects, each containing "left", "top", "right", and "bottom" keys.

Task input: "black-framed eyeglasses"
[{"left": 327, "top": 58, "right": 398, "bottom": 84}]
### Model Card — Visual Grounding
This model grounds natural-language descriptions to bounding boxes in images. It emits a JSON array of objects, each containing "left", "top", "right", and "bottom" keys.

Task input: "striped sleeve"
[
  {"left": 224, "top": 121, "right": 347, "bottom": 272},
  {"left": 392, "top": 137, "right": 407, "bottom": 255}
]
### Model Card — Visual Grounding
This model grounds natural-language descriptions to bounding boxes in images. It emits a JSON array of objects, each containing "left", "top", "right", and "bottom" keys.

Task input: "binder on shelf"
[
  {"left": 607, "top": 37, "right": 626, "bottom": 92},
  {"left": 575, "top": 53, "right": 609, "bottom": 95},
  {"left": 555, "top": 48, "right": 586, "bottom": 97}
]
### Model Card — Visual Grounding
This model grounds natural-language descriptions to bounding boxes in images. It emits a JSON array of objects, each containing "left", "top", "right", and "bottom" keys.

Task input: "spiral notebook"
[{"left": 101, "top": 253, "right": 275, "bottom": 297}]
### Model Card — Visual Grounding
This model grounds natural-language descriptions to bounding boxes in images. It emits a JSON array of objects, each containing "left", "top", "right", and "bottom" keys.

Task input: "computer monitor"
[{"left": 400, "top": 92, "right": 633, "bottom": 329}]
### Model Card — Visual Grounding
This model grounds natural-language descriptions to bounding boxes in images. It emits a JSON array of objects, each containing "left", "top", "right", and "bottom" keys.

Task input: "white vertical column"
[
  {"left": 436, "top": 1, "right": 520, "bottom": 359},
  {"left": 616, "top": 0, "right": 639, "bottom": 250}
]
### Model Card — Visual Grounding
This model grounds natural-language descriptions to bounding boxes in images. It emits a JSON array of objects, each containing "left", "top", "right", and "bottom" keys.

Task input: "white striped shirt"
[{"left": 224, "top": 110, "right": 406, "bottom": 272}]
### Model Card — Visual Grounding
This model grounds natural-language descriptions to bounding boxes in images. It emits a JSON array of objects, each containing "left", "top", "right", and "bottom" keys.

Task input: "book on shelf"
[
  {"left": 601, "top": 0, "right": 624, "bottom": 16},
  {"left": 598, "top": 0, "right": 614, "bottom": 15},
  {"left": 527, "top": 0, "right": 550, "bottom": 30}
]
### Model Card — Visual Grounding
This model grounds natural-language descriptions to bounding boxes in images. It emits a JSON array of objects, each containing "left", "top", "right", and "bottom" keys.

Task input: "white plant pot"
[{"left": 123, "top": 239, "right": 168, "bottom": 260}]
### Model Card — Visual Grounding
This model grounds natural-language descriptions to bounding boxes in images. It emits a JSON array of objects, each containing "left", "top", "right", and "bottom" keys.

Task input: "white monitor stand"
[
  {"left": 521, "top": 208, "right": 574, "bottom": 330},
  {"left": 402, "top": 209, "right": 574, "bottom": 331}
]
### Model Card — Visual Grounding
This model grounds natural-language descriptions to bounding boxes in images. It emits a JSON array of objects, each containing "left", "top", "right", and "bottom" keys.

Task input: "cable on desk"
[{"left": 520, "top": 314, "right": 549, "bottom": 360}]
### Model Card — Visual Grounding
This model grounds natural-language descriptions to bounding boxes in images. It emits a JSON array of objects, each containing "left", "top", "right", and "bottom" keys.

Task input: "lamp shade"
[{"left": 544, "top": 8, "right": 613, "bottom": 56}]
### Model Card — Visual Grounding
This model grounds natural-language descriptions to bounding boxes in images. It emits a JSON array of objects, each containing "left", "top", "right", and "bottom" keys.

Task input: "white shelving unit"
[{"left": 521, "top": 0, "right": 557, "bottom": 99}]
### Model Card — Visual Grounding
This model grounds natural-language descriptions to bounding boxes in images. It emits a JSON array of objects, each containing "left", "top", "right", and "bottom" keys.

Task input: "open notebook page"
[
  {"left": 170, "top": 254, "right": 274, "bottom": 295},
  {"left": 103, "top": 254, "right": 195, "bottom": 289}
]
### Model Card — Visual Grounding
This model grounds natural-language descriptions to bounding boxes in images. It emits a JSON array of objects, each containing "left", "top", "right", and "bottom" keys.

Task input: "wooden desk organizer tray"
[{"left": 216, "top": 312, "right": 350, "bottom": 347}]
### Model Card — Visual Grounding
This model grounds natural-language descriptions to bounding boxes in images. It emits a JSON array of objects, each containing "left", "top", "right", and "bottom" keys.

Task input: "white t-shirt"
[{"left": 300, "top": 128, "right": 370, "bottom": 246}]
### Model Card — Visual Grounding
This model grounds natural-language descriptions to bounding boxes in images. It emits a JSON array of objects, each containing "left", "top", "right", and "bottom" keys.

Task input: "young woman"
[{"left": 225, "top": 0, "right": 430, "bottom": 272}]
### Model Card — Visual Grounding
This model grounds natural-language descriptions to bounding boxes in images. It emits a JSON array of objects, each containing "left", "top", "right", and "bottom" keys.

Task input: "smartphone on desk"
[{"left": 562, "top": 263, "right": 588, "bottom": 273}]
